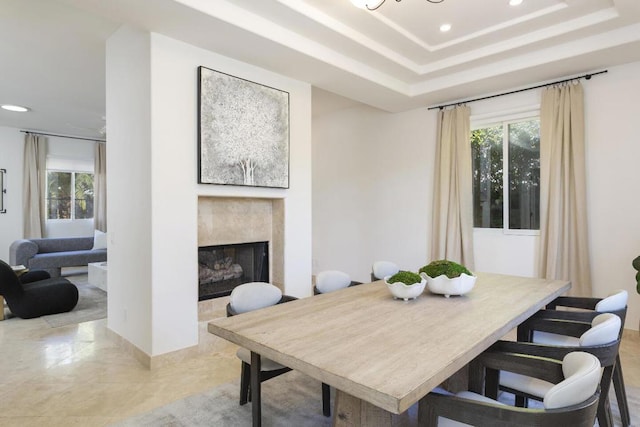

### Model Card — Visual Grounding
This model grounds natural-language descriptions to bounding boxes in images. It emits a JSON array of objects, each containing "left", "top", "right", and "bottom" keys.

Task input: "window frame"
[
  {"left": 46, "top": 168, "right": 95, "bottom": 221},
  {"left": 471, "top": 107, "right": 541, "bottom": 236}
]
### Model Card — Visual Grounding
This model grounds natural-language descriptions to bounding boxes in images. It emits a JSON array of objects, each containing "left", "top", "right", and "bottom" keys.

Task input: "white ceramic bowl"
[
  {"left": 384, "top": 276, "right": 427, "bottom": 301},
  {"left": 419, "top": 272, "right": 476, "bottom": 298}
]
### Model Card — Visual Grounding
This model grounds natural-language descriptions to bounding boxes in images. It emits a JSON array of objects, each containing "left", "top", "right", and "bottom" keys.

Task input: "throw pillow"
[{"left": 92, "top": 230, "right": 107, "bottom": 250}]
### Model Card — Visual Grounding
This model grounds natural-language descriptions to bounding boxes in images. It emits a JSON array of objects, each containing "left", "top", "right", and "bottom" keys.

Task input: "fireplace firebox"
[{"left": 198, "top": 241, "right": 269, "bottom": 301}]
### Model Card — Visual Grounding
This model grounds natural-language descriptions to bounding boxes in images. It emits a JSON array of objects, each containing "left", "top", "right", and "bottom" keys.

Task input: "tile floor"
[{"left": 0, "top": 278, "right": 638, "bottom": 426}]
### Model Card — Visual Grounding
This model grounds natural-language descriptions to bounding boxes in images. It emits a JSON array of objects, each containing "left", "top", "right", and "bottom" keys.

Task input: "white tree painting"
[{"left": 198, "top": 67, "right": 289, "bottom": 188}]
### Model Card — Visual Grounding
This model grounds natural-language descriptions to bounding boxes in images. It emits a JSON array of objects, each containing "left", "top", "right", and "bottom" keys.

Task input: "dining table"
[{"left": 207, "top": 272, "right": 570, "bottom": 426}]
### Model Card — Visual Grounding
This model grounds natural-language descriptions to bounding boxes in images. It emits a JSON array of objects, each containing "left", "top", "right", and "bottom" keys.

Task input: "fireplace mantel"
[{"left": 198, "top": 196, "right": 284, "bottom": 290}]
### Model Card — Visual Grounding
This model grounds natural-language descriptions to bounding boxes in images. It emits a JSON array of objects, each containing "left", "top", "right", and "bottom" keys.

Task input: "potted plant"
[
  {"left": 384, "top": 270, "right": 426, "bottom": 301},
  {"left": 419, "top": 260, "right": 476, "bottom": 298}
]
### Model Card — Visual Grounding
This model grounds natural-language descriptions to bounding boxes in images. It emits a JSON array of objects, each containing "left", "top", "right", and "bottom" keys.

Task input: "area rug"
[
  {"left": 112, "top": 370, "right": 636, "bottom": 426},
  {"left": 42, "top": 274, "right": 107, "bottom": 328}
]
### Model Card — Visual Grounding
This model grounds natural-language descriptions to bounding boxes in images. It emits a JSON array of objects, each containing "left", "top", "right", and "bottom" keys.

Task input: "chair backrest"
[
  {"left": 0, "top": 259, "right": 23, "bottom": 299},
  {"left": 594, "top": 289, "right": 628, "bottom": 312},
  {"left": 229, "top": 282, "right": 283, "bottom": 314},
  {"left": 579, "top": 313, "right": 621, "bottom": 347},
  {"left": 544, "top": 351, "right": 601, "bottom": 409},
  {"left": 315, "top": 270, "right": 351, "bottom": 294},
  {"left": 372, "top": 261, "right": 399, "bottom": 280}
]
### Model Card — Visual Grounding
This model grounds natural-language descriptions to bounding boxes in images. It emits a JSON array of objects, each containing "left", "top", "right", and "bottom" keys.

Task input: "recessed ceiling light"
[
  {"left": 1, "top": 104, "right": 30, "bottom": 112},
  {"left": 440, "top": 23, "right": 452, "bottom": 32},
  {"left": 509, "top": 0, "right": 523, "bottom": 6}
]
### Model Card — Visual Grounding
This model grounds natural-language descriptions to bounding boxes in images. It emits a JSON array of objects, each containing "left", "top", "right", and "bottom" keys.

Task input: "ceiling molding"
[
  {"left": 371, "top": 2, "right": 569, "bottom": 52},
  {"left": 417, "top": 8, "right": 621, "bottom": 75}
]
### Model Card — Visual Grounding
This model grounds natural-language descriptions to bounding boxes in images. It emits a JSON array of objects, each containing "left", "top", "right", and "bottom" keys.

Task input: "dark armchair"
[{"left": 0, "top": 259, "right": 78, "bottom": 319}]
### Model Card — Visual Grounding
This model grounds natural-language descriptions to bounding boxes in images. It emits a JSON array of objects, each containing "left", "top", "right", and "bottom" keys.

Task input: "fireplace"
[{"left": 198, "top": 241, "right": 269, "bottom": 301}]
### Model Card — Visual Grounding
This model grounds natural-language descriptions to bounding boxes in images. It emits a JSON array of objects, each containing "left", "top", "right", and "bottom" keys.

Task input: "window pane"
[
  {"left": 508, "top": 120, "right": 540, "bottom": 230},
  {"left": 47, "top": 172, "right": 72, "bottom": 219},
  {"left": 75, "top": 173, "right": 94, "bottom": 219},
  {"left": 471, "top": 125, "right": 503, "bottom": 228}
]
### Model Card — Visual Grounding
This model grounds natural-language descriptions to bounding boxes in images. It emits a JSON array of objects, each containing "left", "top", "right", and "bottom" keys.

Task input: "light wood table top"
[{"left": 208, "top": 272, "right": 570, "bottom": 418}]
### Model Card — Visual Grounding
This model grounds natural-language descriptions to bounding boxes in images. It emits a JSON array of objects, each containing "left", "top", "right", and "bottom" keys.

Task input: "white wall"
[
  {"left": 0, "top": 126, "right": 24, "bottom": 262},
  {"left": 584, "top": 62, "right": 640, "bottom": 331},
  {"left": 313, "top": 106, "right": 434, "bottom": 283},
  {"left": 106, "top": 27, "right": 312, "bottom": 356},
  {"left": 313, "top": 61, "right": 640, "bottom": 330}
]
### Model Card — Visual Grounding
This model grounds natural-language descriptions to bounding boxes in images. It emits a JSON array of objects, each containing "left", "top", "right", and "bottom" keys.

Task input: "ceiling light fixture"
[
  {"left": 440, "top": 23, "right": 451, "bottom": 32},
  {"left": 509, "top": 0, "right": 523, "bottom": 6},
  {"left": 351, "top": 0, "right": 444, "bottom": 11},
  {"left": 1, "top": 104, "right": 30, "bottom": 112}
]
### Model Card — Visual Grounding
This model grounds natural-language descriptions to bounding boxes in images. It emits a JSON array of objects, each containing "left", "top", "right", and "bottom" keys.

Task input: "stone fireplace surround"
[{"left": 197, "top": 196, "right": 284, "bottom": 318}]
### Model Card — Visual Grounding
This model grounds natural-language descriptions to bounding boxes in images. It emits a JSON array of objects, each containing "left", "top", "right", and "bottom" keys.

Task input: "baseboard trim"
[{"left": 106, "top": 327, "right": 199, "bottom": 370}]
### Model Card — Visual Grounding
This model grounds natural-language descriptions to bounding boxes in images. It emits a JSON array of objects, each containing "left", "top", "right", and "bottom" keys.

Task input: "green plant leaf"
[
  {"left": 388, "top": 270, "right": 421, "bottom": 285},
  {"left": 419, "top": 260, "right": 471, "bottom": 279}
]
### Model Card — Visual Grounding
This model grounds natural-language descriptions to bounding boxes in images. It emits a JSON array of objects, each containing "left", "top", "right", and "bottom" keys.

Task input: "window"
[
  {"left": 471, "top": 117, "right": 540, "bottom": 231},
  {"left": 47, "top": 171, "right": 94, "bottom": 220}
]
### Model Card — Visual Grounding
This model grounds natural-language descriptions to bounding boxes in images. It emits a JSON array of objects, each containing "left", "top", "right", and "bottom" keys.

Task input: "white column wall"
[
  {"left": 149, "top": 33, "right": 312, "bottom": 354},
  {"left": 106, "top": 29, "right": 312, "bottom": 356},
  {"left": 106, "top": 26, "right": 153, "bottom": 353}
]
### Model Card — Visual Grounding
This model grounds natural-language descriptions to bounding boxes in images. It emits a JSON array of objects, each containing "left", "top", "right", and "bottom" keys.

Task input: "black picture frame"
[{"left": 197, "top": 66, "right": 290, "bottom": 189}]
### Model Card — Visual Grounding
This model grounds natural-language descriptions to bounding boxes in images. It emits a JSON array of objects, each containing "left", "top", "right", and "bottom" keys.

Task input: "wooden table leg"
[
  {"left": 250, "top": 351, "right": 261, "bottom": 427},
  {"left": 333, "top": 390, "right": 407, "bottom": 427}
]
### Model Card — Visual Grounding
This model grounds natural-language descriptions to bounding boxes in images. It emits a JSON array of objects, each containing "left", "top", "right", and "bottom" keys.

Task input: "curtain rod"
[
  {"left": 20, "top": 130, "right": 105, "bottom": 143},
  {"left": 427, "top": 70, "right": 608, "bottom": 110}
]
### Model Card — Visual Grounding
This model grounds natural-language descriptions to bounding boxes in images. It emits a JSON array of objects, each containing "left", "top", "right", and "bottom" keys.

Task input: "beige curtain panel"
[
  {"left": 431, "top": 106, "right": 475, "bottom": 269},
  {"left": 22, "top": 133, "right": 47, "bottom": 238},
  {"left": 539, "top": 82, "right": 592, "bottom": 297},
  {"left": 94, "top": 142, "right": 107, "bottom": 232}
]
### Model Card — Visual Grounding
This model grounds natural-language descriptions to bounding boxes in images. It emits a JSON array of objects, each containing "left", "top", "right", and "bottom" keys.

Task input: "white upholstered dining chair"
[
  {"left": 314, "top": 270, "right": 352, "bottom": 294},
  {"left": 371, "top": 261, "right": 400, "bottom": 281},
  {"left": 531, "top": 289, "right": 630, "bottom": 427},
  {"left": 226, "top": 282, "right": 330, "bottom": 416},
  {"left": 422, "top": 351, "right": 602, "bottom": 427},
  {"left": 500, "top": 313, "right": 621, "bottom": 427}
]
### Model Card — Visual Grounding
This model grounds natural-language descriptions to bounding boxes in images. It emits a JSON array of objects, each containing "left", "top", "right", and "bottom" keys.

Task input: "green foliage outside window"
[
  {"left": 471, "top": 118, "right": 540, "bottom": 230},
  {"left": 47, "top": 171, "right": 94, "bottom": 220}
]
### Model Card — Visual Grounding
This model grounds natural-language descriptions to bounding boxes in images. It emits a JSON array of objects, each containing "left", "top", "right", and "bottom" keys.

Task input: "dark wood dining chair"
[
  {"left": 421, "top": 351, "right": 601, "bottom": 427},
  {"left": 493, "top": 312, "right": 621, "bottom": 427},
  {"left": 226, "top": 282, "right": 331, "bottom": 417},
  {"left": 526, "top": 289, "right": 630, "bottom": 427}
]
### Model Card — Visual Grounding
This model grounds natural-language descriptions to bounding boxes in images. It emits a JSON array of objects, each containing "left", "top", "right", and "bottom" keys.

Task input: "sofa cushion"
[
  {"left": 92, "top": 230, "right": 107, "bottom": 250},
  {"left": 31, "top": 237, "right": 94, "bottom": 253},
  {"left": 28, "top": 249, "right": 107, "bottom": 269}
]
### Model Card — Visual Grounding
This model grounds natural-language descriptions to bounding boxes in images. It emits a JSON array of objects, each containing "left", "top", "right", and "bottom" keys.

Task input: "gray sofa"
[{"left": 9, "top": 237, "right": 107, "bottom": 277}]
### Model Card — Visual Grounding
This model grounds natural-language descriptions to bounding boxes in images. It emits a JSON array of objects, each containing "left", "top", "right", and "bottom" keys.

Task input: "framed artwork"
[{"left": 198, "top": 66, "right": 290, "bottom": 188}]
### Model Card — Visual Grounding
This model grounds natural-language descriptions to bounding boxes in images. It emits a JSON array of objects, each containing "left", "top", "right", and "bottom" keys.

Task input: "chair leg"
[
  {"left": 322, "top": 382, "right": 331, "bottom": 417},
  {"left": 596, "top": 368, "right": 615, "bottom": 427},
  {"left": 240, "top": 361, "right": 251, "bottom": 405},
  {"left": 514, "top": 395, "right": 528, "bottom": 408},
  {"left": 613, "top": 355, "right": 631, "bottom": 427}
]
